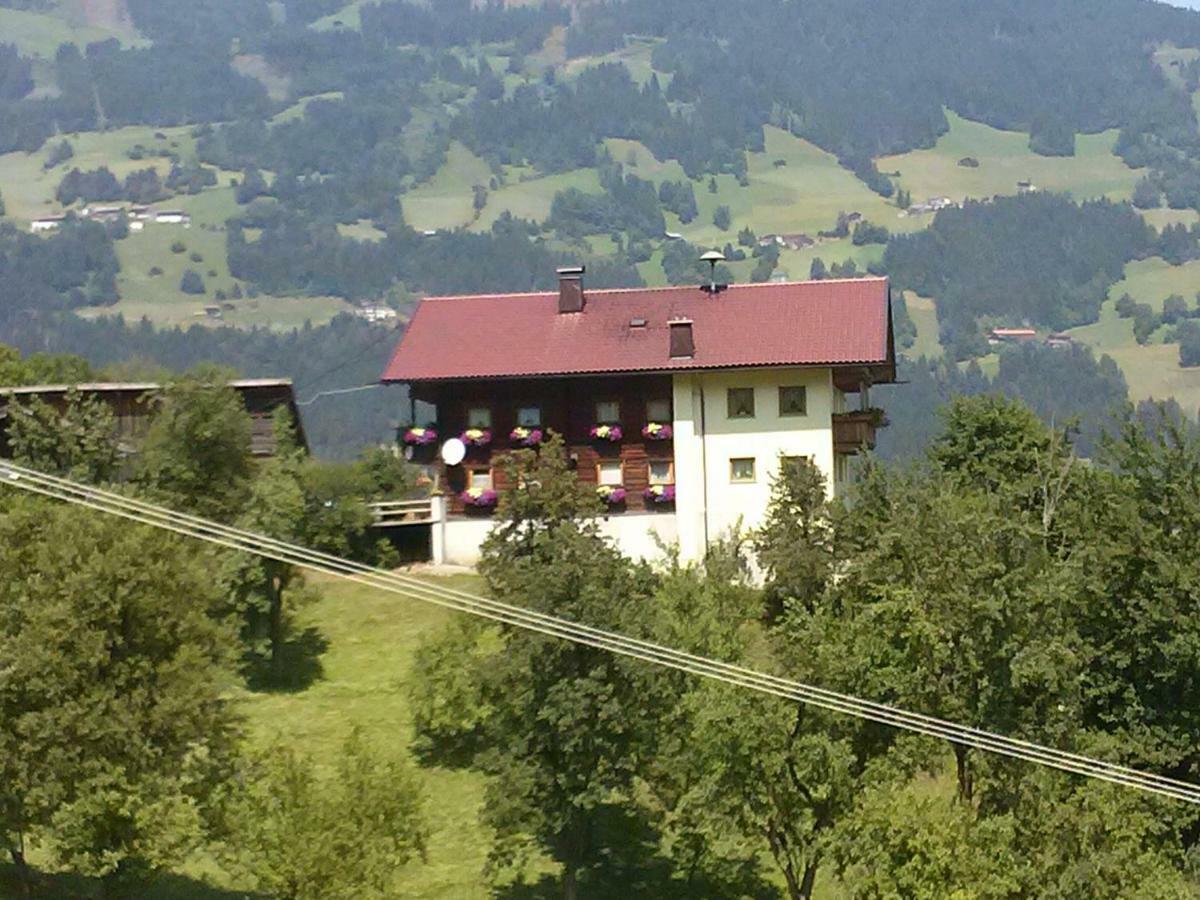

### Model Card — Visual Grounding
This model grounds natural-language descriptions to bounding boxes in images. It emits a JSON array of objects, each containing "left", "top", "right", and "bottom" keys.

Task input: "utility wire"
[
  {"left": 3, "top": 460, "right": 1199, "bottom": 805},
  {"left": 297, "top": 383, "right": 383, "bottom": 407}
]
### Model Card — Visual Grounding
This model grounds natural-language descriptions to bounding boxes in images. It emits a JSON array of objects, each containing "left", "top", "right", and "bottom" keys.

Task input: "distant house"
[
  {"left": 988, "top": 327, "right": 1039, "bottom": 346},
  {"left": 0, "top": 379, "right": 307, "bottom": 460},
  {"left": 778, "top": 233, "right": 814, "bottom": 250},
  {"left": 155, "top": 210, "right": 191, "bottom": 225},
  {"left": 355, "top": 305, "right": 399, "bottom": 323},
  {"left": 1046, "top": 333, "right": 1074, "bottom": 348},
  {"left": 129, "top": 205, "right": 153, "bottom": 220},
  {"left": 130, "top": 220, "right": 145, "bottom": 232},
  {"left": 30, "top": 214, "right": 67, "bottom": 233},
  {"left": 664, "top": 231, "right": 684, "bottom": 240},
  {"left": 1017, "top": 180, "right": 1037, "bottom": 194},
  {"left": 203, "top": 305, "right": 222, "bottom": 319},
  {"left": 83, "top": 205, "right": 125, "bottom": 222}
]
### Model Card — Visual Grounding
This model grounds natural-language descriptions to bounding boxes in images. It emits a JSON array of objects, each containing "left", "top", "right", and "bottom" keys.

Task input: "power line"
[
  {"left": 297, "top": 383, "right": 382, "bottom": 407},
  {"left": 3, "top": 461, "right": 1199, "bottom": 805}
]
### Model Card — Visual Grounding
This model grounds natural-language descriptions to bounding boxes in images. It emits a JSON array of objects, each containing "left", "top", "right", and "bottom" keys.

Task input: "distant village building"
[
  {"left": 988, "top": 327, "right": 1039, "bottom": 346},
  {"left": 356, "top": 305, "right": 399, "bottom": 323},
  {"left": 1046, "top": 333, "right": 1074, "bottom": 348},
  {"left": 0, "top": 379, "right": 307, "bottom": 460},
  {"left": 1017, "top": 180, "right": 1037, "bottom": 194},
  {"left": 757, "top": 233, "right": 814, "bottom": 250},
  {"left": 82, "top": 206, "right": 125, "bottom": 223},
  {"left": 30, "top": 214, "right": 67, "bottom": 233},
  {"left": 907, "top": 196, "right": 957, "bottom": 216},
  {"left": 154, "top": 210, "right": 191, "bottom": 226},
  {"left": 382, "top": 269, "right": 897, "bottom": 566},
  {"left": 664, "top": 230, "right": 684, "bottom": 240}
]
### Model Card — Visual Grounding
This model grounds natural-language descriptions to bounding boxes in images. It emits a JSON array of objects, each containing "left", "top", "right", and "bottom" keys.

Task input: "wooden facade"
[
  {"left": 411, "top": 375, "right": 677, "bottom": 516},
  {"left": 0, "top": 379, "right": 307, "bottom": 461}
]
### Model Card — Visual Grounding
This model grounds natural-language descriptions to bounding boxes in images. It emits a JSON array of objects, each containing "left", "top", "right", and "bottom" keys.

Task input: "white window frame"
[
  {"left": 730, "top": 457, "right": 756, "bottom": 483},
  {"left": 596, "top": 460, "right": 624, "bottom": 487},
  {"left": 648, "top": 460, "right": 674, "bottom": 485}
]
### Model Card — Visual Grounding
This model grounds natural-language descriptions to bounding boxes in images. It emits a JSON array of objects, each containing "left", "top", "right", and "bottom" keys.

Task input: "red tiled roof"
[{"left": 381, "top": 277, "right": 895, "bottom": 382}]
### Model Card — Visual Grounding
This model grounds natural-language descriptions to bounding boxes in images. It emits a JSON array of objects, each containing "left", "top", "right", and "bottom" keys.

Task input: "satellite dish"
[{"left": 441, "top": 437, "right": 466, "bottom": 466}]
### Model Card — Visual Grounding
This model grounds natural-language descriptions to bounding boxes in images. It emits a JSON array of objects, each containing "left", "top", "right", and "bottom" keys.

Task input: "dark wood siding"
[{"left": 416, "top": 375, "right": 676, "bottom": 515}]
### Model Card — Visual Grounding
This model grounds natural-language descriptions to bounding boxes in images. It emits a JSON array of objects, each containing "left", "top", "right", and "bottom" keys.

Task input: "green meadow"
[
  {"left": 877, "top": 111, "right": 1142, "bottom": 206},
  {"left": 0, "top": 2, "right": 144, "bottom": 58}
]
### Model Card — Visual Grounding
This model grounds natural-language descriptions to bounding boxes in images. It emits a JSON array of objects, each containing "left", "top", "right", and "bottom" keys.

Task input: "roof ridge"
[{"left": 418, "top": 276, "right": 887, "bottom": 303}]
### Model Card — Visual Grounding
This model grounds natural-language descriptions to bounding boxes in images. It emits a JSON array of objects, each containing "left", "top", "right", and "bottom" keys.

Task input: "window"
[
  {"left": 595, "top": 400, "right": 620, "bottom": 424},
  {"left": 516, "top": 406, "right": 541, "bottom": 427},
  {"left": 467, "top": 406, "right": 492, "bottom": 429},
  {"left": 779, "top": 385, "right": 808, "bottom": 417},
  {"left": 730, "top": 457, "right": 756, "bottom": 483},
  {"left": 469, "top": 468, "right": 493, "bottom": 490},
  {"left": 648, "top": 460, "right": 674, "bottom": 485},
  {"left": 646, "top": 398, "right": 671, "bottom": 422},
  {"left": 727, "top": 387, "right": 755, "bottom": 419},
  {"left": 597, "top": 460, "right": 624, "bottom": 486},
  {"left": 780, "top": 455, "right": 812, "bottom": 477}
]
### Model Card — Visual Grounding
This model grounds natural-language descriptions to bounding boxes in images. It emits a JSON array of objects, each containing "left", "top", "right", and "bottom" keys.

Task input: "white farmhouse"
[{"left": 381, "top": 268, "right": 896, "bottom": 566}]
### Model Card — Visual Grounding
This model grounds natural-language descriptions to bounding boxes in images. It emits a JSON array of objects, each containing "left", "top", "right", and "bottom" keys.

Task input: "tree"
[
  {"left": 180, "top": 269, "right": 206, "bottom": 294},
  {"left": 8, "top": 389, "right": 120, "bottom": 483},
  {"left": 809, "top": 257, "right": 827, "bottom": 280},
  {"left": 712, "top": 204, "right": 731, "bottom": 230},
  {"left": 0, "top": 498, "right": 239, "bottom": 897},
  {"left": 135, "top": 368, "right": 253, "bottom": 520},
  {"left": 413, "top": 435, "right": 668, "bottom": 898},
  {"left": 754, "top": 455, "right": 833, "bottom": 621},
  {"left": 1178, "top": 319, "right": 1200, "bottom": 367},
  {"left": 736, "top": 225, "right": 756, "bottom": 247},
  {"left": 225, "top": 730, "right": 427, "bottom": 900}
]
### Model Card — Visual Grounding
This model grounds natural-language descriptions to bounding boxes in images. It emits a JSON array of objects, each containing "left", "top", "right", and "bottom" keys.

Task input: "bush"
[
  {"left": 1115, "top": 293, "right": 1137, "bottom": 318},
  {"left": 852, "top": 220, "right": 890, "bottom": 245},
  {"left": 170, "top": 241, "right": 187, "bottom": 254},
  {"left": 189, "top": 252, "right": 203, "bottom": 263},
  {"left": 180, "top": 270, "right": 206, "bottom": 295},
  {"left": 713, "top": 205, "right": 732, "bottom": 230}
]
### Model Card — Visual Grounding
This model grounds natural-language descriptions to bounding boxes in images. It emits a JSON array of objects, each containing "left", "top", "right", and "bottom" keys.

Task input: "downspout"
[{"left": 697, "top": 380, "right": 710, "bottom": 552}]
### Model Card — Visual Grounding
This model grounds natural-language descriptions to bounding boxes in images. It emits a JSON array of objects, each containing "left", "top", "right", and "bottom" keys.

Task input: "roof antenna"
[{"left": 699, "top": 249, "right": 726, "bottom": 294}]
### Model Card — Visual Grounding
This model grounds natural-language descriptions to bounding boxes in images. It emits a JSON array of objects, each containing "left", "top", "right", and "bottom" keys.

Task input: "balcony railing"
[
  {"left": 368, "top": 499, "right": 435, "bottom": 527},
  {"left": 833, "top": 409, "right": 888, "bottom": 455}
]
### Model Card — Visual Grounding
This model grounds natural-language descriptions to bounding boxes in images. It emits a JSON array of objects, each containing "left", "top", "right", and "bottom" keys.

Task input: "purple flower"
[
  {"left": 642, "top": 423, "right": 673, "bottom": 440},
  {"left": 597, "top": 486, "right": 627, "bottom": 504},
  {"left": 461, "top": 488, "right": 498, "bottom": 507},
  {"left": 461, "top": 428, "right": 493, "bottom": 447},
  {"left": 403, "top": 427, "right": 438, "bottom": 445},
  {"left": 510, "top": 427, "right": 543, "bottom": 446},
  {"left": 590, "top": 424, "right": 623, "bottom": 442},
  {"left": 643, "top": 484, "right": 676, "bottom": 503}
]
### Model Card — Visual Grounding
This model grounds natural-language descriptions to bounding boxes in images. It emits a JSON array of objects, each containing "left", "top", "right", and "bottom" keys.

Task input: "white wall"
[
  {"left": 672, "top": 367, "right": 836, "bottom": 562},
  {"left": 435, "top": 510, "right": 679, "bottom": 568}
]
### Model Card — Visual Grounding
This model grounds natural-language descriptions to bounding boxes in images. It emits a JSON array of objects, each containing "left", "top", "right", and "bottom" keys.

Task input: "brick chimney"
[
  {"left": 669, "top": 319, "right": 695, "bottom": 358},
  {"left": 557, "top": 265, "right": 585, "bottom": 313}
]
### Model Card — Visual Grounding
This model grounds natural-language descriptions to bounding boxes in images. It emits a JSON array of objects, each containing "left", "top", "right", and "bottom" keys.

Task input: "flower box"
[
  {"left": 461, "top": 428, "right": 493, "bottom": 447},
  {"left": 590, "top": 424, "right": 623, "bottom": 442},
  {"left": 461, "top": 488, "right": 498, "bottom": 508},
  {"left": 642, "top": 423, "right": 673, "bottom": 440},
  {"left": 597, "top": 485, "right": 627, "bottom": 505},
  {"left": 510, "top": 426, "right": 544, "bottom": 446},
  {"left": 643, "top": 484, "right": 676, "bottom": 504},
  {"left": 403, "top": 426, "right": 438, "bottom": 446}
]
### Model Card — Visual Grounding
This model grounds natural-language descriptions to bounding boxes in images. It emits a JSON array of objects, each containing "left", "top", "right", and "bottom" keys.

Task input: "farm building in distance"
[
  {"left": 383, "top": 268, "right": 896, "bottom": 566},
  {"left": 0, "top": 379, "right": 307, "bottom": 461}
]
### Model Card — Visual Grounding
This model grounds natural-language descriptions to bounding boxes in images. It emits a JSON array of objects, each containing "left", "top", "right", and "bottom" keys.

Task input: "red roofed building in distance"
[{"left": 382, "top": 267, "right": 897, "bottom": 566}]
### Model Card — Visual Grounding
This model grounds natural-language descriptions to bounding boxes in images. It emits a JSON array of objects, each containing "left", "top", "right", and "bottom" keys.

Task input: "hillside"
[{"left": 1, "top": 0, "right": 1200, "bottom": 456}]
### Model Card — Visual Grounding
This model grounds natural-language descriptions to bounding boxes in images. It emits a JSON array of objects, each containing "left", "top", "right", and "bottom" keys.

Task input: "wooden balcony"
[
  {"left": 833, "top": 409, "right": 887, "bottom": 455},
  {"left": 368, "top": 499, "right": 435, "bottom": 528}
]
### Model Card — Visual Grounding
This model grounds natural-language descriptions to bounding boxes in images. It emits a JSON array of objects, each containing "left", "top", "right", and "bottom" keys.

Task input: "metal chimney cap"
[
  {"left": 556, "top": 265, "right": 586, "bottom": 276},
  {"left": 699, "top": 250, "right": 726, "bottom": 263}
]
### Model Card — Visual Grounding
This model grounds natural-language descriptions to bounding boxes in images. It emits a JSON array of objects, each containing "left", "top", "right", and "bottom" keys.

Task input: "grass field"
[
  {"left": 310, "top": 0, "right": 370, "bottom": 31},
  {"left": 877, "top": 111, "right": 1142, "bottom": 206},
  {"left": 1107, "top": 257, "right": 1200, "bottom": 311},
  {"left": 0, "top": 1, "right": 144, "bottom": 58},
  {"left": 0, "top": 124, "right": 201, "bottom": 224},
  {"left": 904, "top": 292, "right": 944, "bottom": 359},
  {"left": 402, "top": 142, "right": 495, "bottom": 231},
  {"left": 1140, "top": 207, "right": 1200, "bottom": 231}
]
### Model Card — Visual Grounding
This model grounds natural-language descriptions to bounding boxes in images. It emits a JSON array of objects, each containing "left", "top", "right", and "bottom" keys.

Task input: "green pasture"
[
  {"left": 473, "top": 166, "right": 602, "bottom": 230},
  {"left": 903, "top": 292, "right": 944, "bottom": 359},
  {"left": 402, "top": 141, "right": 495, "bottom": 231},
  {"left": 0, "top": 124, "right": 202, "bottom": 223},
  {"left": 1140, "top": 207, "right": 1200, "bottom": 231},
  {"left": 310, "top": 0, "right": 369, "bottom": 31},
  {"left": 1107, "top": 257, "right": 1200, "bottom": 312},
  {"left": 269, "top": 91, "right": 345, "bottom": 124},
  {"left": 562, "top": 36, "right": 662, "bottom": 86},
  {"left": 0, "top": 2, "right": 144, "bottom": 58},
  {"left": 877, "top": 111, "right": 1142, "bottom": 206}
]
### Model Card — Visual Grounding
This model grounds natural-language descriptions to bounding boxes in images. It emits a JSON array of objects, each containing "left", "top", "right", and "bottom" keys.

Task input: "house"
[
  {"left": 355, "top": 304, "right": 399, "bottom": 323},
  {"left": 1017, "top": 180, "right": 1037, "bottom": 194},
  {"left": 82, "top": 205, "right": 125, "bottom": 222},
  {"left": 30, "top": 214, "right": 67, "bottom": 233},
  {"left": 1046, "top": 332, "right": 1074, "bottom": 348},
  {"left": 988, "top": 327, "right": 1039, "bottom": 346},
  {"left": 381, "top": 268, "right": 897, "bottom": 566},
  {"left": 154, "top": 210, "right": 191, "bottom": 225},
  {"left": 778, "top": 233, "right": 814, "bottom": 250},
  {"left": 0, "top": 379, "right": 307, "bottom": 461}
]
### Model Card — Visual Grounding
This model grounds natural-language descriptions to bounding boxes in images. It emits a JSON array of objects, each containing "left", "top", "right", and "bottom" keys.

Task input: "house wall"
[
  {"left": 433, "top": 502, "right": 678, "bottom": 567},
  {"left": 671, "top": 367, "right": 836, "bottom": 563}
]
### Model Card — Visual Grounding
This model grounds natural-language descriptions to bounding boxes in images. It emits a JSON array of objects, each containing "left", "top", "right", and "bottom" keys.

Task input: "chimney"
[
  {"left": 557, "top": 265, "right": 585, "bottom": 314},
  {"left": 669, "top": 319, "right": 695, "bottom": 358}
]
